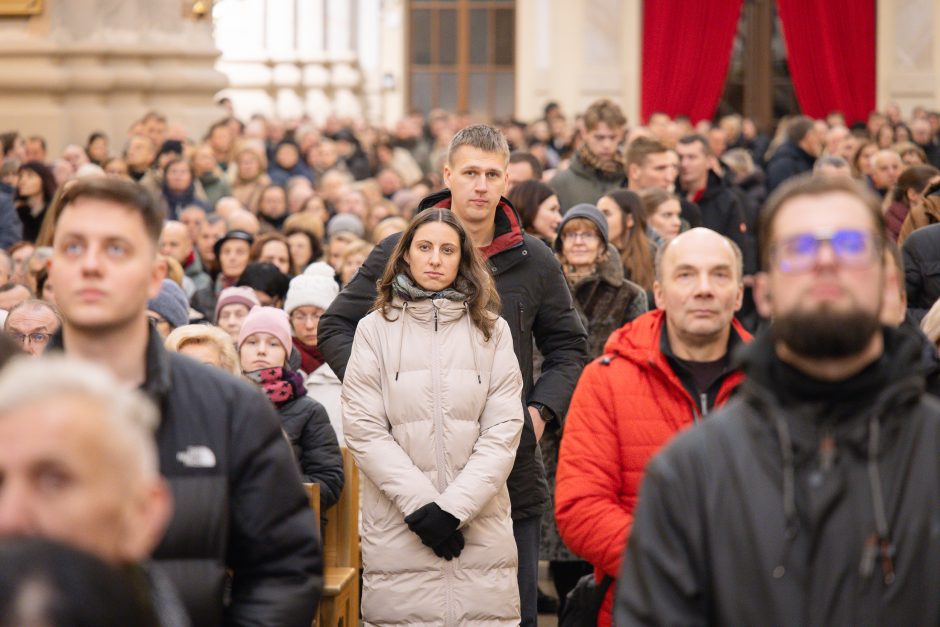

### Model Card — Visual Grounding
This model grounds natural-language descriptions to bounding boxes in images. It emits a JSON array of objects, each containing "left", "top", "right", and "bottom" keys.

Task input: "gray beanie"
[
  {"left": 147, "top": 279, "right": 190, "bottom": 329},
  {"left": 327, "top": 213, "right": 365, "bottom": 239},
  {"left": 554, "top": 203, "right": 609, "bottom": 253}
]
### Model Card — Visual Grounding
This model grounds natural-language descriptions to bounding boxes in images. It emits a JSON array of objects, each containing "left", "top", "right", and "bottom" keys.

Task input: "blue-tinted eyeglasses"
[{"left": 771, "top": 229, "right": 879, "bottom": 273}]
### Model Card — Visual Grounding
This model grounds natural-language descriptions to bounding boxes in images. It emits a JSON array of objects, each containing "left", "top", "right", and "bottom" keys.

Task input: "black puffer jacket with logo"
[{"left": 49, "top": 328, "right": 323, "bottom": 627}]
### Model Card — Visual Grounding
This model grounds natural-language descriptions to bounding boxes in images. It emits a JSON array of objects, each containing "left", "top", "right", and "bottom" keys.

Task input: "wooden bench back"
[{"left": 321, "top": 447, "right": 359, "bottom": 569}]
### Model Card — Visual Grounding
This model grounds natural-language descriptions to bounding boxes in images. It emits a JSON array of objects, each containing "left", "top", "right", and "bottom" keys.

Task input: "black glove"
[
  {"left": 404, "top": 502, "right": 461, "bottom": 550},
  {"left": 432, "top": 529, "right": 465, "bottom": 561}
]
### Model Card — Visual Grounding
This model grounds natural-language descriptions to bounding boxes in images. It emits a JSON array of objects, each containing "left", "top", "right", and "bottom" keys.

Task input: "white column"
[
  {"left": 877, "top": 0, "right": 940, "bottom": 115},
  {"left": 357, "top": 0, "right": 384, "bottom": 124},
  {"left": 379, "top": 0, "right": 406, "bottom": 127}
]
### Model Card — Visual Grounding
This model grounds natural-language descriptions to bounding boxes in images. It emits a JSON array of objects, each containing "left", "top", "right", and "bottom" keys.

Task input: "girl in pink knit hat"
[{"left": 237, "top": 306, "right": 344, "bottom": 515}]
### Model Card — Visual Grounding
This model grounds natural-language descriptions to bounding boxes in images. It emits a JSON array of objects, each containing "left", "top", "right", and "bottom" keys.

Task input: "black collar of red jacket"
[{"left": 416, "top": 189, "right": 524, "bottom": 260}]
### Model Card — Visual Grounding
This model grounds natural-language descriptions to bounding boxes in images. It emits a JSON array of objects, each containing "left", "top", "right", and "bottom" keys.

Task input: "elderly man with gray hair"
[{"left": 0, "top": 355, "right": 187, "bottom": 625}]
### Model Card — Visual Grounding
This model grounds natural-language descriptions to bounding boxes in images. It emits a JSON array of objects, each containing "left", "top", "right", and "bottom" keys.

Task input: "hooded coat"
[
  {"left": 539, "top": 246, "right": 648, "bottom": 562},
  {"left": 555, "top": 310, "right": 749, "bottom": 627},
  {"left": 342, "top": 297, "right": 524, "bottom": 626},
  {"left": 615, "top": 328, "right": 940, "bottom": 627}
]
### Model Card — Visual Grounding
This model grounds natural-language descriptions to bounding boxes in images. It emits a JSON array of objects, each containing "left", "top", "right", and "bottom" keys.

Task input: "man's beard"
[{"left": 771, "top": 304, "right": 881, "bottom": 359}]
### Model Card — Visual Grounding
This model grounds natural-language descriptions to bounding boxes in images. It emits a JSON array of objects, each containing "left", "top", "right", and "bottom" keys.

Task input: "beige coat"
[{"left": 342, "top": 297, "right": 523, "bottom": 626}]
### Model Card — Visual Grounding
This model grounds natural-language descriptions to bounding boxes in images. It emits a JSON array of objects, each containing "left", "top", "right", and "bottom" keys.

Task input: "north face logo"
[{"left": 176, "top": 445, "right": 217, "bottom": 468}]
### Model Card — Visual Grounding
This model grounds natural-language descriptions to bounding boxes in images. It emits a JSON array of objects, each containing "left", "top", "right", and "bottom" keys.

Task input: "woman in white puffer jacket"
[{"left": 342, "top": 208, "right": 524, "bottom": 626}]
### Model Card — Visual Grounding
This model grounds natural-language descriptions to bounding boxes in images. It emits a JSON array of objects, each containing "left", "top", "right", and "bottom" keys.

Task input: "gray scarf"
[{"left": 392, "top": 273, "right": 468, "bottom": 303}]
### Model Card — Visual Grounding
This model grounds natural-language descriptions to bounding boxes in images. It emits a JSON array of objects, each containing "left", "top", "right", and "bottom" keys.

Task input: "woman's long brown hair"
[
  {"left": 372, "top": 208, "right": 501, "bottom": 340},
  {"left": 603, "top": 190, "right": 655, "bottom": 291}
]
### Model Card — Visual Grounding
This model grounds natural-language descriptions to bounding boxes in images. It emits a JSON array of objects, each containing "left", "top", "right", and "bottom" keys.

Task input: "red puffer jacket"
[{"left": 555, "top": 309, "right": 750, "bottom": 627}]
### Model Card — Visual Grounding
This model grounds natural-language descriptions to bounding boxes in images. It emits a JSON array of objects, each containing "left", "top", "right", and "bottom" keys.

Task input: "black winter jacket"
[
  {"left": 0, "top": 183, "right": 22, "bottom": 248},
  {"left": 766, "top": 140, "right": 816, "bottom": 194},
  {"left": 278, "top": 394, "right": 345, "bottom": 510},
  {"left": 318, "top": 190, "right": 589, "bottom": 520},
  {"left": 685, "top": 170, "right": 755, "bottom": 274},
  {"left": 50, "top": 328, "right": 322, "bottom": 627},
  {"left": 616, "top": 328, "right": 940, "bottom": 626},
  {"left": 902, "top": 222, "right": 940, "bottom": 322}
]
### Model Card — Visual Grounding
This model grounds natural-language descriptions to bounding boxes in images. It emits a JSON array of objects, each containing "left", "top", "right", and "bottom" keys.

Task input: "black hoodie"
[{"left": 615, "top": 326, "right": 940, "bottom": 627}]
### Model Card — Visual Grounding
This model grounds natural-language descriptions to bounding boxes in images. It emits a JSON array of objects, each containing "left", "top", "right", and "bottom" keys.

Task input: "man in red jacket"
[{"left": 555, "top": 227, "right": 751, "bottom": 626}]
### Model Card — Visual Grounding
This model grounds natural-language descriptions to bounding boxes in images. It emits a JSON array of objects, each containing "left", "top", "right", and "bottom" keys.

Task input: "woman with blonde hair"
[
  {"left": 165, "top": 324, "right": 241, "bottom": 376},
  {"left": 342, "top": 208, "right": 524, "bottom": 625}
]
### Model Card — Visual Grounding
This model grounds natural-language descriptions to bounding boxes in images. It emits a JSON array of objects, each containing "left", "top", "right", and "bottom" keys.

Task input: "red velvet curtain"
[
  {"left": 641, "top": 0, "right": 744, "bottom": 123},
  {"left": 777, "top": 0, "right": 875, "bottom": 125}
]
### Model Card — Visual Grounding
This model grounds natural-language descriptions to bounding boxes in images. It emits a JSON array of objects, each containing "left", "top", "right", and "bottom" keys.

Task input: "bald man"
[
  {"left": 555, "top": 228, "right": 752, "bottom": 626},
  {"left": 226, "top": 208, "right": 260, "bottom": 237},
  {"left": 160, "top": 220, "right": 210, "bottom": 294},
  {"left": 870, "top": 149, "right": 902, "bottom": 197}
]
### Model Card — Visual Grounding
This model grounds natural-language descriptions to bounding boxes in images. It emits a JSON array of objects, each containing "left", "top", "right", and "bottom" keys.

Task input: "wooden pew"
[{"left": 305, "top": 447, "right": 359, "bottom": 627}]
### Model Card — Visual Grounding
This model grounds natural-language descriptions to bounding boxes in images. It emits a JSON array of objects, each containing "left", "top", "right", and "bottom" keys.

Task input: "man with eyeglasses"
[
  {"left": 4, "top": 299, "right": 59, "bottom": 356},
  {"left": 616, "top": 175, "right": 940, "bottom": 626}
]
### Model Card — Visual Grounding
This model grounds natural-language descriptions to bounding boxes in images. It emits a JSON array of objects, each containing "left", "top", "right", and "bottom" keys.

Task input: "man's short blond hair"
[{"left": 446, "top": 124, "right": 510, "bottom": 165}]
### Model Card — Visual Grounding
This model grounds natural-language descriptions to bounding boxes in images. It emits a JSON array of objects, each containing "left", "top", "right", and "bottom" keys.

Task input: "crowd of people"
[{"left": 0, "top": 94, "right": 940, "bottom": 626}]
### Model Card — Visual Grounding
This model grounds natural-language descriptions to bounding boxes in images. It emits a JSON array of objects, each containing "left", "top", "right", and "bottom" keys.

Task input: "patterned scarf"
[
  {"left": 391, "top": 273, "right": 469, "bottom": 302},
  {"left": 246, "top": 367, "right": 306, "bottom": 406},
  {"left": 577, "top": 143, "right": 626, "bottom": 178}
]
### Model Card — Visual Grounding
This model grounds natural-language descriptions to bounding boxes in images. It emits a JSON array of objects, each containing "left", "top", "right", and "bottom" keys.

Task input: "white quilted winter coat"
[{"left": 342, "top": 296, "right": 523, "bottom": 626}]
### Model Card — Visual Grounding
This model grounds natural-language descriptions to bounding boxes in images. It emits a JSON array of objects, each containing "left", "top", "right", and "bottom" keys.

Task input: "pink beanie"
[
  {"left": 237, "top": 306, "right": 292, "bottom": 354},
  {"left": 215, "top": 286, "right": 261, "bottom": 322}
]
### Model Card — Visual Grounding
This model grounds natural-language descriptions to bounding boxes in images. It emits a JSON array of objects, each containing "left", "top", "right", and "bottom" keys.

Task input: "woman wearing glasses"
[
  {"left": 539, "top": 203, "right": 648, "bottom": 615},
  {"left": 284, "top": 262, "right": 344, "bottom": 441}
]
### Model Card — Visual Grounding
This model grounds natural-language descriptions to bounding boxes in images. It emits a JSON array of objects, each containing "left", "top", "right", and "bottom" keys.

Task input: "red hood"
[
  {"left": 603, "top": 309, "right": 752, "bottom": 364},
  {"left": 420, "top": 190, "right": 524, "bottom": 259}
]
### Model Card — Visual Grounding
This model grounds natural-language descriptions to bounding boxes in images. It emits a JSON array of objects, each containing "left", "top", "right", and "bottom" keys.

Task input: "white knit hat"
[{"left": 284, "top": 262, "right": 339, "bottom": 314}]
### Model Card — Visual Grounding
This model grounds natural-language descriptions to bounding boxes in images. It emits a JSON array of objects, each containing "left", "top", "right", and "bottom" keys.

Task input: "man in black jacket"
[
  {"left": 902, "top": 221, "right": 940, "bottom": 322},
  {"left": 45, "top": 178, "right": 321, "bottom": 627},
  {"left": 766, "top": 116, "right": 821, "bottom": 194},
  {"left": 318, "top": 124, "right": 589, "bottom": 627},
  {"left": 676, "top": 134, "right": 755, "bottom": 275},
  {"left": 616, "top": 175, "right": 940, "bottom": 626}
]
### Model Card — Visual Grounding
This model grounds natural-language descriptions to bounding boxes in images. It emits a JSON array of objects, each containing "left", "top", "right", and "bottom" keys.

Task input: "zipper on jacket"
[
  {"left": 434, "top": 305, "right": 439, "bottom": 332},
  {"left": 517, "top": 302, "right": 524, "bottom": 333},
  {"left": 818, "top": 423, "right": 835, "bottom": 472}
]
